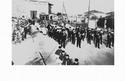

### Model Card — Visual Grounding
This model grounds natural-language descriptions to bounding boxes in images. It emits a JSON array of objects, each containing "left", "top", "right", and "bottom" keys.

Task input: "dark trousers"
[
  {"left": 77, "top": 39, "right": 81, "bottom": 48},
  {"left": 95, "top": 40, "right": 100, "bottom": 48},
  {"left": 107, "top": 40, "right": 111, "bottom": 48}
]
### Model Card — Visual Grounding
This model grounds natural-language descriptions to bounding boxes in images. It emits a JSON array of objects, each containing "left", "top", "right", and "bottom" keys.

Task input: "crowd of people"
[
  {"left": 12, "top": 16, "right": 32, "bottom": 44},
  {"left": 12, "top": 15, "right": 114, "bottom": 65},
  {"left": 47, "top": 23, "right": 114, "bottom": 49},
  {"left": 55, "top": 46, "right": 79, "bottom": 65},
  {"left": 12, "top": 15, "right": 114, "bottom": 48},
  {"left": 12, "top": 16, "right": 48, "bottom": 44}
]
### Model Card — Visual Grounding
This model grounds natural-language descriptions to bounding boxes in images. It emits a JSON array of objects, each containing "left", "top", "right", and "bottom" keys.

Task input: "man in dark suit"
[
  {"left": 73, "top": 58, "right": 79, "bottom": 65},
  {"left": 107, "top": 32, "right": 111, "bottom": 48},
  {"left": 61, "top": 30, "right": 67, "bottom": 48},
  {"left": 71, "top": 29, "right": 76, "bottom": 45},
  {"left": 76, "top": 32, "right": 82, "bottom": 48},
  {"left": 55, "top": 46, "right": 63, "bottom": 56}
]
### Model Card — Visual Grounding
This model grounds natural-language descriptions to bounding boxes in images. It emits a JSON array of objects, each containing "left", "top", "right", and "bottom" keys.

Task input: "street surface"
[{"left": 12, "top": 32, "right": 114, "bottom": 65}]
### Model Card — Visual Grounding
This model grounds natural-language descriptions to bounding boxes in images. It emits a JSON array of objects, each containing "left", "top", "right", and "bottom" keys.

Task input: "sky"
[
  {"left": 46, "top": 0, "right": 114, "bottom": 15},
  {"left": 13, "top": 0, "right": 114, "bottom": 16}
]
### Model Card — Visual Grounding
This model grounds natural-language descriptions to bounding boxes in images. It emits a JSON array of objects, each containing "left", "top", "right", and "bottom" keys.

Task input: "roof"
[{"left": 29, "top": 0, "right": 53, "bottom": 5}]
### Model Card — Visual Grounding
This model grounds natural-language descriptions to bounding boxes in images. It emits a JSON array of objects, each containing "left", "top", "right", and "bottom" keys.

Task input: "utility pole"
[
  {"left": 62, "top": 1, "right": 68, "bottom": 20},
  {"left": 87, "top": 0, "right": 91, "bottom": 28}
]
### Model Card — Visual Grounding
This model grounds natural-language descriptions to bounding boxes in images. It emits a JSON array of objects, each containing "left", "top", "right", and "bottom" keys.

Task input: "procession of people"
[{"left": 12, "top": 14, "right": 114, "bottom": 65}]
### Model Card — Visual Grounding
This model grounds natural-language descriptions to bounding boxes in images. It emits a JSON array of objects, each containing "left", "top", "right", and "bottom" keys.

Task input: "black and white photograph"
[{"left": 12, "top": 0, "right": 114, "bottom": 65}]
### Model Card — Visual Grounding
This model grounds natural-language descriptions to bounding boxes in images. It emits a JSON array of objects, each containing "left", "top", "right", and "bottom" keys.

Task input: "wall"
[{"left": 12, "top": 0, "right": 49, "bottom": 18}]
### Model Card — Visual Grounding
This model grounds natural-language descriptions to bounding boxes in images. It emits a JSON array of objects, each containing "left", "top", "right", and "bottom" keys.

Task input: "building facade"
[{"left": 12, "top": 0, "right": 53, "bottom": 19}]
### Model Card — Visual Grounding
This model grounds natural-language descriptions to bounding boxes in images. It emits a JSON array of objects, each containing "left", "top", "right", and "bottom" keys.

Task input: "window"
[{"left": 30, "top": 11, "right": 37, "bottom": 19}]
